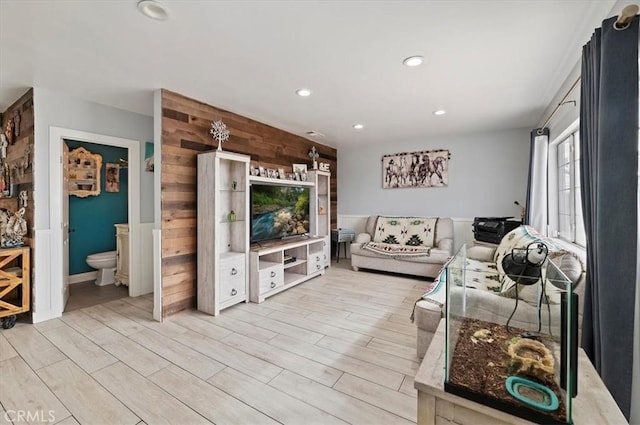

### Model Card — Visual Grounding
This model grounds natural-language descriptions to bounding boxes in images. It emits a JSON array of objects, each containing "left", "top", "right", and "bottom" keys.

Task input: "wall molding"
[{"left": 68, "top": 271, "right": 98, "bottom": 284}]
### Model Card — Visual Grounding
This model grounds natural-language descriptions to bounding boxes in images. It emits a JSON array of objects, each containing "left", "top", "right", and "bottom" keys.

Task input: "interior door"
[{"left": 63, "top": 142, "right": 70, "bottom": 308}]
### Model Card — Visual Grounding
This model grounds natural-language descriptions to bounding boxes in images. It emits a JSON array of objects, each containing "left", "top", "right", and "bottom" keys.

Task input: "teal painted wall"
[{"left": 66, "top": 140, "right": 128, "bottom": 275}]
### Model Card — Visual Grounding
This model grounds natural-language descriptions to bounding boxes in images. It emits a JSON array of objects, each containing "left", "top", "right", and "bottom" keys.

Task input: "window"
[{"left": 554, "top": 131, "right": 586, "bottom": 246}]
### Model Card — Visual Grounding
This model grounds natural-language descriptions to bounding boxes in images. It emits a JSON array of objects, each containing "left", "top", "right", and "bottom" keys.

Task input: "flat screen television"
[{"left": 250, "top": 184, "right": 310, "bottom": 243}]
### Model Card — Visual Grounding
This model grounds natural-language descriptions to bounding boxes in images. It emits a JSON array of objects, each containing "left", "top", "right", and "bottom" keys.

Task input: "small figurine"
[
  {"left": 4, "top": 207, "right": 27, "bottom": 247},
  {"left": 308, "top": 146, "right": 319, "bottom": 170},
  {"left": 4, "top": 118, "right": 14, "bottom": 145},
  {"left": 0, "top": 134, "right": 7, "bottom": 159},
  {"left": 13, "top": 110, "right": 21, "bottom": 138},
  {"left": 19, "top": 190, "right": 28, "bottom": 208}
]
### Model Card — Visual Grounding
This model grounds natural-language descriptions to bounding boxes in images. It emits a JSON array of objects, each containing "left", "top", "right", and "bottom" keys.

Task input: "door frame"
[{"left": 49, "top": 127, "right": 142, "bottom": 316}]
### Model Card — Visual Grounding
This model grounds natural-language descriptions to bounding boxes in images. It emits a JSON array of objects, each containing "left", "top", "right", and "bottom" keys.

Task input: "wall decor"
[
  {"left": 210, "top": 120, "right": 230, "bottom": 151},
  {"left": 308, "top": 146, "right": 319, "bottom": 169},
  {"left": 277, "top": 168, "right": 285, "bottom": 179},
  {"left": 382, "top": 149, "right": 450, "bottom": 189},
  {"left": 292, "top": 163, "right": 307, "bottom": 175},
  {"left": 319, "top": 162, "right": 330, "bottom": 172},
  {"left": 144, "top": 141, "right": 154, "bottom": 172},
  {"left": 106, "top": 163, "right": 120, "bottom": 193},
  {"left": 4, "top": 118, "right": 15, "bottom": 145}
]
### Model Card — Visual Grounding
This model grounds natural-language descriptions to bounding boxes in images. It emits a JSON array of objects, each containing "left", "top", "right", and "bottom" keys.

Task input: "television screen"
[{"left": 251, "top": 184, "right": 310, "bottom": 242}]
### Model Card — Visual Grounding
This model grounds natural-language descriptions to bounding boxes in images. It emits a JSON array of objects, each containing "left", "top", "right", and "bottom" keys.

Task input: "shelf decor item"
[
  {"left": 308, "top": 146, "right": 319, "bottom": 170},
  {"left": 210, "top": 120, "right": 230, "bottom": 151}
]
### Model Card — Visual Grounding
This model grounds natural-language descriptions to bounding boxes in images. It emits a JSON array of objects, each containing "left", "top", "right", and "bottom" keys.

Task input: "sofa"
[
  {"left": 350, "top": 215, "right": 454, "bottom": 279},
  {"left": 413, "top": 225, "right": 586, "bottom": 358}
]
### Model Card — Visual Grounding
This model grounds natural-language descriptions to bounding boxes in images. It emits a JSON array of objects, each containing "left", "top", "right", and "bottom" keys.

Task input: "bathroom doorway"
[
  {"left": 48, "top": 127, "right": 143, "bottom": 318},
  {"left": 64, "top": 139, "right": 130, "bottom": 311}
]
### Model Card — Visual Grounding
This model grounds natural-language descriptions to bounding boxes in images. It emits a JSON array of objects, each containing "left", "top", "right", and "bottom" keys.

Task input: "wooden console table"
[
  {"left": 414, "top": 320, "right": 627, "bottom": 425},
  {"left": 0, "top": 246, "right": 30, "bottom": 329}
]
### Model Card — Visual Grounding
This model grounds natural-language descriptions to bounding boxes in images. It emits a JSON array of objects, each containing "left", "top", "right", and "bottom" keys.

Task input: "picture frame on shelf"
[
  {"left": 277, "top": 168, "right": 285, "bottom": 179},
  {"left": 259, "top": 166, "right": 266, "bottom": 177},
  {"left": 292, "top": 163, "right": 307, "bottom": 175},
  {"left": 267, "top": 168, "right": 277, "bottom": 179}
]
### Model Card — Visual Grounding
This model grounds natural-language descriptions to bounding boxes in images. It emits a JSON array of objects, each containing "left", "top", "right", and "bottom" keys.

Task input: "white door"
[{"left": 63, "top": 142, "right": 70, "bottom": 308}]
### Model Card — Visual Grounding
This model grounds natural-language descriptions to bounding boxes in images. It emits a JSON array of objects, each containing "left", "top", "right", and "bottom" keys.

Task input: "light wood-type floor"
[
  {"left": 65, "top": 280, "right": 130, "bottom": 312},
  {"left": 0, "top": 261, "right": 431, "bottom": 425}
]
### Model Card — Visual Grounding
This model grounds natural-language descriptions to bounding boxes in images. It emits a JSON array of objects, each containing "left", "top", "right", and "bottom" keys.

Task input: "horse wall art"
[{"left": 382, "top": 149, "right": 450, "bottom": 189}]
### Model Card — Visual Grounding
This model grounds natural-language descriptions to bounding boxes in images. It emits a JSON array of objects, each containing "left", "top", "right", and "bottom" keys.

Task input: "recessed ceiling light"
[
  {"left": 402, "top": 56, "right": 424, "bottom": 67},
  {"left": 306, "top": 130, "right": 324, "bottom": 137},
  {"left": 137, "top": 0, "right": 170, "bottom": 20},
  {"left": 296, "top": 88, "right": 312, "bottom": 97},
  {"left": 433, "top": 110, "right": 447, "bottom": 116},
  {"left": 352, "top": 124, "right": 364, "bottom": 130}
]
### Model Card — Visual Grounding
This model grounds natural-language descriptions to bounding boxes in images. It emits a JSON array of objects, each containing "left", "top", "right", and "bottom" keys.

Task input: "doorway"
[
  {"left": 64, "top": 139, "right": 130, "bottom": 311},
  {"left": 49, "top": 127, "right": 142, "bottom": 318}
]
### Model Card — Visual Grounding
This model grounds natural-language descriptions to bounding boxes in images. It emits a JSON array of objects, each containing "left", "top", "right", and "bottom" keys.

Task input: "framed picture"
[
  {"left": 106, "top": 163, "right": 120, "bottom": 193},
  {"left": 144, "top": 141, "right": 154, "bottom": 172},
  {"left": 259, "top": 166, "right": 266, "bottom": 177},
  {"left": 292, "top": 163, "right": 307, "bottom": 175},
  {"left": 267, "top": 168, "right": 276, "bottom": 179},
  {"left": 382, "top": 149, "right": 450, "bottom": 189},
  {"left": 278, "top": 168, "right": 285, "bottom": 179}
]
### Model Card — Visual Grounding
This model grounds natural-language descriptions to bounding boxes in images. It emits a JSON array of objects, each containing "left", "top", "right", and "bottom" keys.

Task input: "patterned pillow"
[{"left": 372, "top": 216, "right": 438, "bottom": 247}]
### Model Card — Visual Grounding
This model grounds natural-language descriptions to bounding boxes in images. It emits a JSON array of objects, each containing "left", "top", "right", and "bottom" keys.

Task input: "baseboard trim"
[{"left": 69, "top": 271, "right": 97, "bottom": 284}]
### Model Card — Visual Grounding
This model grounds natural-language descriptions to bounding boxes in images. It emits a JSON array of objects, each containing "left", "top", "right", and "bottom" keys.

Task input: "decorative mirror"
[{"left": 68, "top": 147, "right": 102, "bottom": 197}]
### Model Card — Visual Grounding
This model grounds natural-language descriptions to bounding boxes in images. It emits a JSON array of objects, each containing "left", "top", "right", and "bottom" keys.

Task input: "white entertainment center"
[{"left": 197, "top": 151, "right": 330, "bottom": 315}]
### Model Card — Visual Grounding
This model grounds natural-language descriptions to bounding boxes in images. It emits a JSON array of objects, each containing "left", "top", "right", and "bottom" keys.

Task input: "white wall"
[
  {"left": 338, "top": 128, "right": 530, "bottom": 219},
  {"left": 33, "top": 87, "right": 154, "bottom": 228}
]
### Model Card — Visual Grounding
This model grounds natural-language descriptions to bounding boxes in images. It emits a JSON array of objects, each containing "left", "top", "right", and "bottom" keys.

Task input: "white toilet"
[{"left": 86, "top": 251, "right": 117, "bottom": 286}]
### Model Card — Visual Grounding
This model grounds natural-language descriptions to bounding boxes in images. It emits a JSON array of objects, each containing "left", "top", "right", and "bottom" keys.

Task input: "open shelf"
[
  {"left": 284, "top": 258, "right": 306, "bottom": 269},
  {"left": 249, "top": 175, "right": 314, "bottom": 187}
]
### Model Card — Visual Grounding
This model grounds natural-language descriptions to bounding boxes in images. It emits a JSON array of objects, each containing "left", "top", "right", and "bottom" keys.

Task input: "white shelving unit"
[
  {"left": 309, "top": 169, "right": 331, "bottom": 268},
  {"left": 197, "top": 151, "right": 250, "bottom": 316}
]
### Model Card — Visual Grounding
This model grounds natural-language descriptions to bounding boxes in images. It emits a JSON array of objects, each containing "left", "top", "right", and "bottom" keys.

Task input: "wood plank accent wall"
[
  {"left": 1, "top": 89, "right": 35, "bottom": 316},
  {"left": 161, "top": 89, "right": 338, "bottom": 317}
]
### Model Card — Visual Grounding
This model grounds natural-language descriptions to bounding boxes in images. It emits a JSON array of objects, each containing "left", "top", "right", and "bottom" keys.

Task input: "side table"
[
  {"left": 331, "top": 229, "right": 355, "bottom": 263},
  {"left": 414, "top": 320, "right": 627, "bottom": 425}
]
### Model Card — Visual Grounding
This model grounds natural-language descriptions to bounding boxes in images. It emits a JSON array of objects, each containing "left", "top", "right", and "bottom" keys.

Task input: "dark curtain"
[{"left": 580, "top": 15, "right": 638, "bottom": 419}]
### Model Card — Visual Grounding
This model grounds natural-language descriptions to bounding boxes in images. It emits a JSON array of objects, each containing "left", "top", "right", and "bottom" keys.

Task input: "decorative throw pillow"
[{"left": 372, "top": 216, "right": 438, "bottom": 247}]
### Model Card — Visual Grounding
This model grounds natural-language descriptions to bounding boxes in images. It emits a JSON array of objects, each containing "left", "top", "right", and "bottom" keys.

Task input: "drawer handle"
[
  {"left": 231, "top": 288, "right": 237, "bottom": 296},
  {"left": 270, "top": 271, "right": 276, "bottom": 278},
  {"left": 231, "top": 268, "right": 238, "bottom": 276},
  {"left": 323, "top": 254, "right": 327, "bottom": 260},
  {"left": 323, "top": 241, "right": 326, "bottom": 246},
  {"left": 317, "top": 264, "right": 321, "bottom": 270},
  {"left": 270, "top": 282, "right": 276, "bottom": 289},
  {"left": 316, "top": 256, "right": 320, "bottom": 261}
]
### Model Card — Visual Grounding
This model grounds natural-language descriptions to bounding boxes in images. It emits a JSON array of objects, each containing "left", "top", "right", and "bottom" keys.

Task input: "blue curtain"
[{"left": 579, "top": 15, "right": 638, "bottom": 419}]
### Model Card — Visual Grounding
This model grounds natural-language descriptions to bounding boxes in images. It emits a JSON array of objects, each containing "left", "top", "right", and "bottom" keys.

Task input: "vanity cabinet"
[
  {"left": 68, "top": 147, "right": 102, "bottom": 197},
  {"left": 115, "top": 224, "right": 129, "bottom": 286}
]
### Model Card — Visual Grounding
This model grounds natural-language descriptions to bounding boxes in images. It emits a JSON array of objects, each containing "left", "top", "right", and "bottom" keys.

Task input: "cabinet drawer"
[
  {"left": 259, "top": 265, "right": 284, "bottom": 293},
  {"left": 307, "top": 254, "right": 324, "bottom": 274},
  {"left": 322, "top": 244, "right": 330, "bottom": 267},
  {"left": 219, "top": 256, "right": 245, "bottom": 303}
]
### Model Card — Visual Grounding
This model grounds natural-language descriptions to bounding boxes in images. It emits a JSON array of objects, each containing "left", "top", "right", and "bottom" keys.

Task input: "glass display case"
[{"left": 444, "top": 244, "right": 576, "bottom": 424}]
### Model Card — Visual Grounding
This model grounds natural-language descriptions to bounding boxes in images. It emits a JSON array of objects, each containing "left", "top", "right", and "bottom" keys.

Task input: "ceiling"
[{"left": 0, "top": 0, "right": 617, "bottom": 148}]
